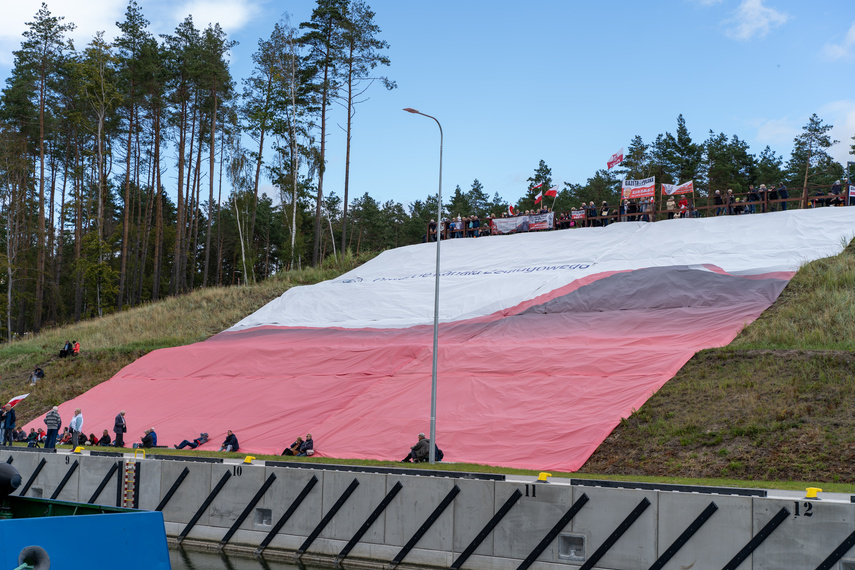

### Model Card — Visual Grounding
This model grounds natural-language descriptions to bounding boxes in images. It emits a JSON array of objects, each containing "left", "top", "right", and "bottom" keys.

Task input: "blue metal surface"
[{"left": 0, "top": 510, "right": 171, "bottom": 569}]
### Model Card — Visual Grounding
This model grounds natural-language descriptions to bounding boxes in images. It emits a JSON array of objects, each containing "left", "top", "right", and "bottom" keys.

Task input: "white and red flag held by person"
[
  {"left": 545, "top": 186, "right": 558, "bottom": 197},
  {"left": 621, "top": 176, "right": 656, "bottom": 199},
  {"left": 607, "top": 149, "right": 624, "bottom": 170},
  {"left": 661, "top": 181, "right": 694, "bottom": 195},
  {"left": 5, "top": 393, "right": 29, "bottom": 408},
  {"left": 508, "top": 204, "right": 515, "bottom": 216},
  {"left": 534, "top": 190, "right": 543, "bottom": 204}
]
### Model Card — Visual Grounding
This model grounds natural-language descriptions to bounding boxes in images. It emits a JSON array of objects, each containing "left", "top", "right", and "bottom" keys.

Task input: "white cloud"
[
  {"left": 0, "top": 0, "right": 123, "bottom": 66},
  {"left": 171, "top": 0, "right": 262, "bottom": 32},
  {"left": 754, "top": 117, "right": 799, "bottom": 146},
  {"left": 724, "top": 0, "right": 788, "bottom": 41},
  {"left": 822, "top": 22, "right": 855, "bottom": 60},
  {"left": 818, "top": 100, "right": 855, "bottom": 166}
]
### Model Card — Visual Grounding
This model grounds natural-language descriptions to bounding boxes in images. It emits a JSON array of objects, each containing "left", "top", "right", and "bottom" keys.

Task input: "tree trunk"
[{"left": 203, "top": 88, "right": 218, "bottom": 286}]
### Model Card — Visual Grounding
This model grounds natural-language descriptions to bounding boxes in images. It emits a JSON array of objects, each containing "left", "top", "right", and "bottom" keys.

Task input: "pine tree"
[
  {"left": 17, "top": 2, "right": 75, "bottom": 331},
  {"left": 787, "top": 113, "right": 840, "bottom": 205}
]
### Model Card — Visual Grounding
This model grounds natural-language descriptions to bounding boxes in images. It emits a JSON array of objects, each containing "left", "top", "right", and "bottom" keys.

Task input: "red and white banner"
[
  {"left": 534, "top": 191, "right": 543, "bottom": 204},
  {"left": 661, "top": 181, "right": 694, "bottom": 195},
  {"left": 849, "top": 185, "right": 855, "bottom": 198},
  {"left": 571, "top": 210, "right": 586, "bottom": 220},
  {"left": 607, "top": 149, "right": 624, "bottom": 170},
  {"left": 492, "top": 213, "right": 554, "bottom": 234},
  {"left": 6, "top": 393, "right": 29, "bottom": 408},
  {"left": 621, "top": 176, "right": 656, "bottom": 199},
  {"left": 545, "top": 186, "right": 558, "bottom": 197}
]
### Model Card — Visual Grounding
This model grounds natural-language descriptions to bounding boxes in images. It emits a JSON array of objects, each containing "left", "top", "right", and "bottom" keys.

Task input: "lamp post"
[{"left": 403, "top": 107, "right": 442, "bottom": 464}]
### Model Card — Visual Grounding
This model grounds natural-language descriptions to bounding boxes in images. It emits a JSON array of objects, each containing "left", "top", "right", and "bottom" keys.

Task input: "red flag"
[
  {"left": 545, "top": 186, "right": 558, "bottom": 197},
  {"left": 6, "top": 393, "right": 29, "bottom": 408},
  {"left": 534, "top": 191, "right": 543, "bottom": 204},
  {"left": 508, "top": 205, "right": 515, "bottom": 216},
  {"left": 607, "top": 148, "right": 624, "bottom": 170}
]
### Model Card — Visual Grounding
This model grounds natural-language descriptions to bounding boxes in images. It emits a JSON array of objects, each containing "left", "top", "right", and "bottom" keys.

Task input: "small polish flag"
[
  {"left": 534, "top": 191, "right": 543, "bottom": 204},
  {"left": 6, "top": 393, "right": 29, "bottom": 408},
  {"left": 607, "top": 149, "right": 624, "bottom": 170},
  {"left": 508, "top": 205, "right": 515, "bottom": 216},
  {"left": 530, "top": 182, "right": 544, "bottom": 192},
  {"left": 545, "top": 186, "right": 558, "bottom": 197}
]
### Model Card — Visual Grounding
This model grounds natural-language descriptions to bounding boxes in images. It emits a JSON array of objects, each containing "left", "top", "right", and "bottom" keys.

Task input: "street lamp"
[{"left": 403, "top": 107, "right": 442, "bottom": 464}]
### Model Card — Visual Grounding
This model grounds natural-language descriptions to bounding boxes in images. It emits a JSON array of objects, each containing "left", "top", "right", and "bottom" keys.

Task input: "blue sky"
[{"left": 1, "top": 0, "right": 853, "bottom": 209}]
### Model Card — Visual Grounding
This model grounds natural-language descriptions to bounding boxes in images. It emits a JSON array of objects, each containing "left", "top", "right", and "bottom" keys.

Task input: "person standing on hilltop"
[{"left": 114, "top": 410, "right": 126, "bottom": 447}]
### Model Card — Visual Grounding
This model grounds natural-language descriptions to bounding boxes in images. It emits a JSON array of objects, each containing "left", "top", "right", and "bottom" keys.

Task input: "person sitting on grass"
[
  {"left": 218, "top": 430, "right": 239, "bottom": 452},
  {"left": 58, "top": 427, "right": 72, "bottom": 445},
  {"left": 135, "top": 428, "right": 155, "bottom": 449},
  {"left": 97, "top": 430, "right": 111, "bottom": 446},
  {"left": 296, "top": 434, "right": 314, "bottom": 457},
  {"left": 281, "top": 436, "right": 303, "bottom": 456},
  {"left": 26, "top": 428, "right": 39, "bottom": 448},
  {"left": 401, "top": 433, "right": 430, "bottom": 462},
  {"left": 174, "top": 433, "right": 209, "bottom": 450}
]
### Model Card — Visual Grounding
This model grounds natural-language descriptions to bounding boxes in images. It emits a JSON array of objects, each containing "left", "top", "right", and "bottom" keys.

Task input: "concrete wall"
[{"left": 2, "top": 448, "right": 854, "bottom": 570}]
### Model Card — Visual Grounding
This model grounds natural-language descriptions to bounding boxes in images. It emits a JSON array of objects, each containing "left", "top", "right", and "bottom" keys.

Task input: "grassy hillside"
[
  {"left": 582, "top": 239, "right": 855, "bottom": 483},
  {"left": 0, "top": 252, "right": 376, "bottom": 425}
]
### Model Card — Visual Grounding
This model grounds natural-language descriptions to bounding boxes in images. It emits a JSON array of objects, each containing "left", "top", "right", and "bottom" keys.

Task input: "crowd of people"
[{"left": 426, "top": 180, "right": 853, "bottom": 238}]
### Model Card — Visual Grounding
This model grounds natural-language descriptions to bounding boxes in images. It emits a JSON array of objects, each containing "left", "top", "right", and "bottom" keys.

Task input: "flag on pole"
[
  {"left": 508, "top": 205, "right": 515, "bottom": 216},
  {"left": 545, "top": 186, "right": 558, "bottom": 197},
  {"left": 607, "top": 149, "right": 624, "bottom": 170},
  {"left": 5, "top": 393, "right": 29, "bottom": 408},
  {"left": 534, "top": 191, "right": 543, "bottom": 204},
  {"left": 530, "top": 182, "right": 544, "bottom": 192}
]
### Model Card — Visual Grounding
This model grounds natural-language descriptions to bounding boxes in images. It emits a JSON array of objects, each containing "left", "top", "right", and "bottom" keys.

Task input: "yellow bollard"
[
  {"left": 72, "top": 446, "right": 85, "bottom": 454},
  {"left": 805, "top": 487, "right": 822, "bottom": 499},
  {"left": 537, "top": 472, "right": 552, "bottom": 483},
  {"left": 243, "top": 456, "right": 255, "bottom": 464}
]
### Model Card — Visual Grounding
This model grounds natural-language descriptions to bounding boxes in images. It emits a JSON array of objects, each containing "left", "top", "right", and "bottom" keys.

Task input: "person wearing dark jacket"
[
  {"left": 2, "top": 404, "right": 16, "bottom": 446},
  {"left": 140, "top": 428, "right": 155, "bottom": 448},
  {"left": 219, "top": 430, "right": 239, "bottom": 452},
  {"left": 97, "top": 430, "right": 112, "bottom": 446},
  {"left": 114, "top": 411, "right": 126, "bottom": 447},
  {"left": 296, "top": 434, "right": 314, "bottom": 456},
  {"left": 401, "top": 433, "right": 431, "bottom": 462},
  {"left": 174, "top": 433, "right": 209, "bottom": 449},
  {"left": 44, "top": 406, "right": 61, "bottom": 449}
]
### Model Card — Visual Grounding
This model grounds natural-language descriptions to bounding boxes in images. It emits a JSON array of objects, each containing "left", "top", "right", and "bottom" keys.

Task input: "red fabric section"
[{"left": 26, "top": 267, "right": 789, "bottom": 471}]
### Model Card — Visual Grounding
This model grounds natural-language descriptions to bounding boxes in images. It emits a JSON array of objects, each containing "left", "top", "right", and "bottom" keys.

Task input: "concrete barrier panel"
[
  {"left": 752, "top": 497, "right": 855, "bottom": 570},
  {"left": 383, "top": 475, "right": 456, "bottom": 554},
  {"left": 570, "top": 486, "right": 658, "bottom": 569},
  {"left": 77, "top": 455, "right": 123, "bottom": 506},
  {"left": 32, "top": 454, "right": 80, "bottom": 501},
  {"left": 451, "top": 478, "right": 497, "bottom": 556},
  {"left": 492, "top": 481, "right": 574, "bottom": 563},
  {"left": 259, "top": 466, "right": 325, "bottom": 551},
  {"left": 657, "top": 492, "right": 753, "bottom": 570},
  {"left": 206, "top": 462, "right": 266, "bottom": 531},
  {"left": 318, "top": 470, "right": 388, "bottom": 547},
  {"left": 158, "top": 459, "right": 214, "bottom": 527},
  {"left": 136, "top": 458, "right": 163, "bottom": 511},
  {"left": 4, "top": 452, "right": 42, "bottom": 496}
]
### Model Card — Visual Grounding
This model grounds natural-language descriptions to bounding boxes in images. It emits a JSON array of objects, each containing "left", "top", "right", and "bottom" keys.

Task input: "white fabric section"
[{"left": 230, "top": 208, "right": 855, "bottom": 331}]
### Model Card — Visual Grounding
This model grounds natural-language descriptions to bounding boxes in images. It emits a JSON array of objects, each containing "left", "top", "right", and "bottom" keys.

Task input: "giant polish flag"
[
  {"left": 622, "top": 176, "right": 656, "bottom": 199},
  {"left": 28, "top": 209, "right": 855, "bottom": 472}
]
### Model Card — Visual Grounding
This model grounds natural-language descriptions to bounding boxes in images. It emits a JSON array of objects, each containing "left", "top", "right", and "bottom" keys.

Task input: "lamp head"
[{"left": 403, "top": 107, "right": 419, "bottom": 114}]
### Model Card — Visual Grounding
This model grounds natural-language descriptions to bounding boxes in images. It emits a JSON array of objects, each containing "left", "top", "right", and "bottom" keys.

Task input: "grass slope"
[
  {"left": 0, "top": 252, "right": 376, "bottom": 425},
  {"left": 582, "top": 240, "right": 855, "bottom": 484}
]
